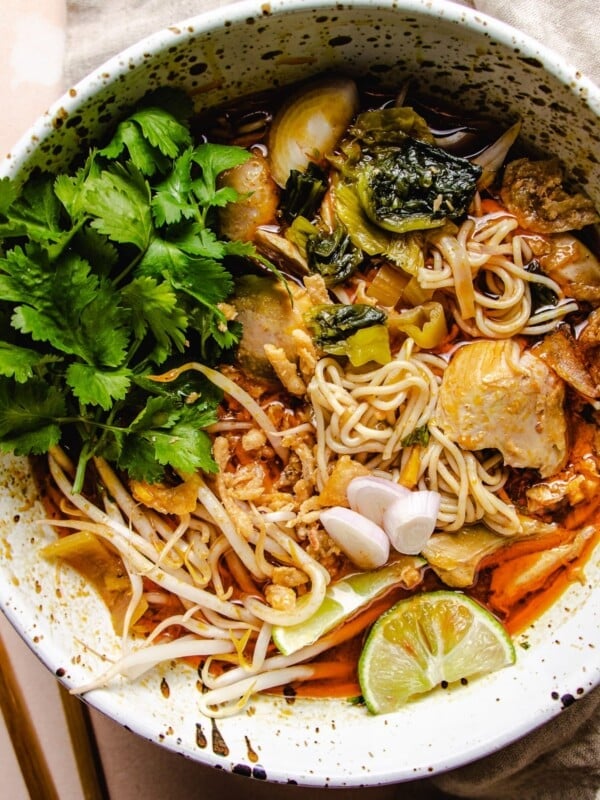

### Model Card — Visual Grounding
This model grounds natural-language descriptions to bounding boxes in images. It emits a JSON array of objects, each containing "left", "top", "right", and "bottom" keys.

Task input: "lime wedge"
[
  {"left": 272, "top": 557, "right": 425, "bottom": 656},
  {"left": 358, "top": 590, "right": 515, "bottom": 714}
]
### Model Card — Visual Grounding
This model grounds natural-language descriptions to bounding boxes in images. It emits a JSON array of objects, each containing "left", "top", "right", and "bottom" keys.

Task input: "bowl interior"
[
  {"left": 5, "top": 0, "right": 600, "bottom": 202},
  {"left": 1, "top": 0, "right": 599, "bottom": 788}
]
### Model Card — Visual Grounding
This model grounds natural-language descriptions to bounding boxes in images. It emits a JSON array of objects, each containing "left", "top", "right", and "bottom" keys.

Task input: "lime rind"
[
  {"left": 272, "top": 557, "right": 425, "bottom": 656},
  {"left": 358, "top": 590, "right": 516, "bottom": 715}
]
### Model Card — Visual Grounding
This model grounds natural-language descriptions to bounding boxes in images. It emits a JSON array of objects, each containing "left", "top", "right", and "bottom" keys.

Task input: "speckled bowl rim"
[{"left": 0, "top": 0, "right": 599, "bottom": 788}]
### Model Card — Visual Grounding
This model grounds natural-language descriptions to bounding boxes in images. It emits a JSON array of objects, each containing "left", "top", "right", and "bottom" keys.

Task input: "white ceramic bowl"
[{"left": 1, "top": 0, "right": 599, "bottom": 787}]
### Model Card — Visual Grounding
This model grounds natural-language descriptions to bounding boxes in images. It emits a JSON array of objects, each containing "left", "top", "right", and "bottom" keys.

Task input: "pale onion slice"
[
  {"left": 382, "top": 491, "right": 440, "bottom": 555},
  {"left": 320, "top": 506, "right": 390, "bottom": 569},
  {"left": 268, "top": 76, "right": 360, "bottom": 187},
  {"left": 472, "top": 120, "right": 522, "bottom": 190},
  {"left": 346, "top": 475, "right": 411, "bottom": 527}
]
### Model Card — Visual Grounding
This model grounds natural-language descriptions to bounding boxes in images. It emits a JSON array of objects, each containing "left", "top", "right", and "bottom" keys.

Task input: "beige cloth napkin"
[{"left": 62, "top": 2, "right": 599, "bottom": 798}]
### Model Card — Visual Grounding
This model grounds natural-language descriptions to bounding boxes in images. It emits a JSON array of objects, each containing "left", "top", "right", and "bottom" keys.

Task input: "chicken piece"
[
  {"left": 218, "top": 152, "right": 279, "bottom": 242},
  {"left": 500, "top": 158, "right": 599, "bottom": 234},
  {"left": 524, "top": 232, "right": 600, "bottom": 303},
  {"left": 534, "top": 323, "right": 599, "bottom": 400},
  {"left": 254, "top": 228, "right": 309, "bottom": 277},
  {"left": 579, "top": 307, "right": 600, "bottom": 385},
  {"left": 435, "top": 339, "right": 568, "bottom": 477},
  {"left": 303, "top": 273, "right": 331, "bottom": 306}
]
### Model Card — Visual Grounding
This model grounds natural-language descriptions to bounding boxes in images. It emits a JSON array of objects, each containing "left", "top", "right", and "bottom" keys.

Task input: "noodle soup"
[{"left": 7, "top": 72, "right": 598, "bottom": 719}]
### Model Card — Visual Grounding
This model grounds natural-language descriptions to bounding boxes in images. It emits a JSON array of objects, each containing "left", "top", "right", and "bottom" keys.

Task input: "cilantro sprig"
[{"left": 0, "top": 89, "right": 271, "bottom": 492}]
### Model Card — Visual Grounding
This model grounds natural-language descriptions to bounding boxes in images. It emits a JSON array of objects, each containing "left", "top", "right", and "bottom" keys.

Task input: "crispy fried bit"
[
  {"left": 500, "top": 158, "right": 600, "bottom": 234},
  {"left": 130, "top": 475, "right": 200, "bottom": 515},
  {"left": 241, "top": 427, "right": 267, "bottom": 452},
  {"left": 265, "top": 583, "right": 297, "bottom": 611},
  {"left": 212, "top": 436, "right": 231, "bottom": 471},
  {"left": 303, "top": 273, "right": 331, "bottom": 305},
  {"left": 292, "top": 328, "right": 319, "bottom": 382},
  {"left": 264, "top": 343, "right": 307, "bottom": 396},
  {"left": 272, "top": 565, "right": 309, "bottom": 588},
  {"left": 221, "top": 462, "right": 266, "bottom": 501}
]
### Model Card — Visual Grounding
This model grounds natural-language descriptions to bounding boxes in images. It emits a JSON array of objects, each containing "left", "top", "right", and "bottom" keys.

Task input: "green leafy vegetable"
[
  {"left": 305, "top": 225, "right": 363, "bottom": 286},
  {"left": 401, "top": 425, "right": 431, "bottom": 447},
  {"left": 336, "top": 109, "right": 481, "bottom": 236},
  {"left": 0, "top": 90, "right": 275, "bottom": 492},
  {"left": 280, "top": 162, "right": 328, "bottom": 222},
  {"left": 354, "top": 139, "right": 482, "bottom": 234},
  {"left": 305, "top": 303, "right": 387, "bottom": 351},
  {"left": 525, "top": 259, "right": 559, "bottom": 311},
  {"left": 347, "top": 107, "right": 435, "bottom": 148}
]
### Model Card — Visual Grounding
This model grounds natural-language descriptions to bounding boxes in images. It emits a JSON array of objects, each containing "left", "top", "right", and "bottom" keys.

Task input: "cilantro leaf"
[
  {"left": 149, "top": 422, "right": 215, "bottom": 474},
  {"left": 100, "top": 120, "right": 168, "bottom": 177},
  {"left": 116, "top": 396, "right": 218, "bottom": 480},
  {"left": 129, "top": 106, "right": 192, "bottom": 160},
  {"left": 0, "top": 174, "right": 66, "bottom": 249},
  {"left": 172, "top": 224, "right": 226, "bottom": 259},
  {"left": 169, "top": 256, "right": 234, "bottom": 307},
  {"left": 0, "top": 379, "right": 65, "bottom": 454},
  {"left": 70, "top": 226, "right": 120, "bottom": 277},
  {"left": 99, "top": 106, "right": 191, "bottom": 176},
  {"left": 120, "top": 276, "right": 188, "bottom": 363},
  {"left": 5, "top": 248, "right": 129, "bottom": 368},
  {"left": 191, "top": 143, "right": 251, "bottom": 191},
  {"left": 129, "top": 395, "right": 184, "bottom": 432},
  {"left": 151, "top": 149, "right": 196, "bottom": 226},
  {"left": 0, "top": 177, "right": 19, "bottom": 216},
  {"left": 0, "top": 342, "right": 48, "bottom": 382},
  {"left": 82, "top": 163, "right": 153, "bottom": 250},
  {"left": 66, "top": 363, "right": 132, "bottom": 411},
  {"left": 54, "top": 164, "right": 90, "bottom": 222}
]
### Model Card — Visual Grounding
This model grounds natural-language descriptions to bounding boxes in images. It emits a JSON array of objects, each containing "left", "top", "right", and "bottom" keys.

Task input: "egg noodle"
[{"left": 420, "top": 202, "right": 578, "bottom": 339}]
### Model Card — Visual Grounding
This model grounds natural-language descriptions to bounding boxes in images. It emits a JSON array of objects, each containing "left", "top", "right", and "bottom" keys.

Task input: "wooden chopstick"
[
  {"left": 0, "top": 630, "right": 60, "bottom": 800},
  {"left": 58, "top": 686, "right": 109, "bottom": 800}
]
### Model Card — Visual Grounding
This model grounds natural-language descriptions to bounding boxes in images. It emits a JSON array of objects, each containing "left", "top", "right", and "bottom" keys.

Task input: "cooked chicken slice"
[
  {"left": 254, "top": 228, "right": 309, "bottom": 277},
  {"left": 579, "top": 307, "right": 600, "bottom": 385},
  {"left": 534, "top": 323, "right": 599, "bottom": 400},
  {"left": 500, "top": 158, "right": 599, "bottom": 233},
  {"left": 435, "top": 339, "right": 568, "bottom": 477},
  {"left": 524, "top": 232, "right": 600, "bottom": 303}
]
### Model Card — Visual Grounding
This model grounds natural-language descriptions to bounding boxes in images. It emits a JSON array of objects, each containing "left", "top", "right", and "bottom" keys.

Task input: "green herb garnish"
[{"left": 0, "top": 90, "right": 273, "bottom": 492}]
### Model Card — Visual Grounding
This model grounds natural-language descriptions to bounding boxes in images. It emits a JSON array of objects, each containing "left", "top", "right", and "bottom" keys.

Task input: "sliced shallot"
[
  {"left": 319, "top": 506, "right": 390, "bottom": 569},
  {"left": 382, "top": 491, "right": 440, "bottom": 555},
  {"left": 346, "top": 475, "right": 411, "bottom": 527}
]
